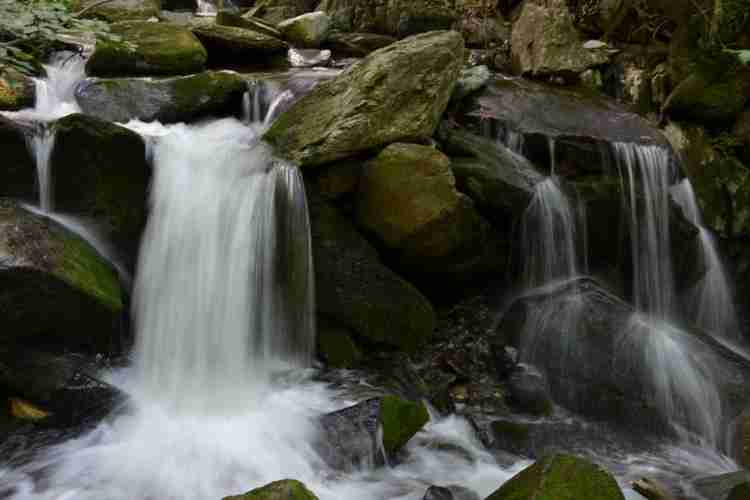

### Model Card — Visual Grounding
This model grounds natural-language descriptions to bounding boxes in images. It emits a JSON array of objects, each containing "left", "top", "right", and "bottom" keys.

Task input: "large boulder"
[
  {"left": 278, "top": 12, "right": 331, "bottom": 48},
  {"left": 264, "top": 31, "right": 463, "bottom": 167},
  {"left": 510, "top": 0, "right": 610, "bottom": 77},
  {"left": 72, "top": 0, "right": 160, "bottom": 22},
  {"left": 87, "top": 21, "right": 207, "bottom": 77},
  {"left": 355, "top": 143, "right": 501, "bottom": 278},
  {"left": 75, "top": 71, "right": 247, "bottom": 124},
  {"left": 223, "top": 480, "right": 318, "bottom": 500},
  {"left": 0, "top": 116, "right": 35, "bottom": 200},
  {"left": 0, "top": 199, "right": 124, "bottom": 352},
  {"left": 308, "top": 189, "right": 435, "bottom": 352},
  {"left": 245, "top": 0, "right": 317, "bottom": 25},
  {"left": 0, "top": 66, "right": 35, "bottom": 111},
  {"left": 485, "top": 454, "right": 625, "bottom": 500},
  {"left": 50, "top": 114, "right": 150, "bottom": 258},
  {"left": 191, "top": 25, "right": 288, "bottom": 61}
]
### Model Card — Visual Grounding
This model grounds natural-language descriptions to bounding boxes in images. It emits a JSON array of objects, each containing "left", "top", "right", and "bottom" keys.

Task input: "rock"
[
  {"left": 264, "top": 31, "right": 463, "bottom": 167},
  {"left": 87, "top": 21, "right": 207, "bottom": 77},
  {"left": 0, "top": 116, "right": 35, "bottom": 200},
  {"left": 223, "top": 480, "right": 318, "bottom": 500},
  {"left": 728, "top": 482, "right": 750, "bottom": 500},
  {"left": 486, "top": 454, "right": 625, "bottom": 500},
  {"left": 316, "top": 158, "right": 363, "bottom": 199},
  {"left": 452, "top": 65, "right": 491, "bottom": 101},
  {"left": 278, "top": 12, "right": 331, "bottom": 48},
  {"left": 735, "top": 110, "right": 750, "bottom": 165},
  {"left": 511, "top": 0, "right": 610, "bottom": 77},
  {"left": 0, "top": 66, "right": 35, "bottom": 111},
  {"left": 318, "top": 0, "right": 457, "bottom": 37},
  {"left": 50, "top": 114, "right": 150, "bottom": 257},
  {"left": 0, "top": 200, "right": 123, "bottom": 352},
  {"left": 423, "top": 485, "right": 480, "bottom": 500},
  {"left": 308, "top": 189, "right": 435, "bottom": 351},
  {"left": 317, "top": 316, "right": 361, "bottom": 368},
  {"left": 324, "top": 32, "right": 396, "bottom": 57},
  {"left": 506, "top": 364, "right": 552, "bottom": 415},
  {"left": 694, "top": 472, "right": 750, "bottom": 500},
  {"left": 457, "top": 9, "right": 509, "bottom": 48},
  {"left": 72, "top": 0, "right": 160, "bottom": 22},
  {"left": 317, "top": 396, "right": 428, "bottom": 469},
  {"left": 568, "top": 0, "right": 631, "bottom": 36},
  {"left": 489, "top": 420, "right": 532, "bottom": 456},
  {"left": 192, "top": 24, "right": 288, "bottom": 61},
  {"left": 663, "top": 72, "right": 749, "bottom": 125},
  {"left": 75, "top": 71, "right": 247, "bottom": 124},
  {"left": 632, "top": 478, "right": 676, "bottom": 500},
  {"left": 288, "top": 48, "right": 331, "bottom": 67},
  {"left": 733, "top": 407, "right": 750, "bottom": 467},
  {"left": 355, "top": 143, "right": 499, "bottom": 278},
  {"left": 220, "top": 12, "right": 283, "bottom": 38},
  {"left": 246, "top": 0, "right": 317, "bottom": 25}
]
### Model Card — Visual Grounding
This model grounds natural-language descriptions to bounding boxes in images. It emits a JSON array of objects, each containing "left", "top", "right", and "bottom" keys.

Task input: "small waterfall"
[
  {"left": 28, "top": 127, "right": 56, "bottom": 212},
  {"left": 243, "top": 82, "right": 296, "bottom": 127},
  {"left": 614, "top": 142, "right": 676, "bottom": 317},
  {"left": 672, "top": 179, "right": 740, "bottom": 340},
  {"left": 195, "top": 0, "right": 217, "bottom": 16}
]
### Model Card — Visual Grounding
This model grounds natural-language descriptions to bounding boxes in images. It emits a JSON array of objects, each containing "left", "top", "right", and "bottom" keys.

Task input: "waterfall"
[
  {"left": 614, "top": 143, "right": 676, "bottom": 317},
  {"left": 243, "top": 82, "right": 296, "bottom": 127},
  {"left": 672, "top": 179, "right": 740, "bottom": 340}
]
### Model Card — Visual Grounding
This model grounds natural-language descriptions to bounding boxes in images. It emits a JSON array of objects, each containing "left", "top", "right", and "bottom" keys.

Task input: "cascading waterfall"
[{"left": 672, "top": 179, "right": 740, "bottom": 340}]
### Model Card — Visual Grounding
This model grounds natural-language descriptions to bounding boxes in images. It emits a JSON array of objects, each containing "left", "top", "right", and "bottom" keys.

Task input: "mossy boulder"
[
  {"left": 380, "top": 395, "right": 429, "bottom": 454},
  {"left": 87, "top": 21, "right": 207, "bottom": 77},
  {"left": 0, "top": 199, "right": 123, "bottom": 352},
  {"left": 0, "top": 116, "right": 35, "bottom": 200},
  {"left": 246, "top": 0, "right": 317, "bottom": 25},
  {"left": 278, "top": 12, "right": 331, "bottom": 48},
  {"left": 356, "top": 143, "right": 501, "bottom": 278},
  {"left": 264, "top": 31, "right": 464, "bottom": 167},
  {"left": 192, "top": 24, "right": 288, "bottom": 61},
  {"left": 223, "top": 480, "right": 318, "bottom": 500},
  {"left": 76, "top": 71, "right": 247, "bottom": 124},
  {"left": 220, "top": 12, "right": 282, "bottom": 38},
  {"left": 50, "top": 114, "right": 149, "bottom": 258},
  {"left": 511, "top": 0, "right": 610, "bottom": 77},
  {"left": 308, "top": 189, "right": 435, "bottom": 352},
  {"left": 318, "top": 0, "right": 457, "bottom": 37},
  {"left": 317, "top": 317, "right": 361, "bottom": 368},
  {"left": 663, "top": 72, "right": 749, "bottom": 125},
  {"left": 0, "top": 66, "right": 35, "bottom": 111},
  {"left": 72, "top": 0, "right": 160, "bottom": 22},
  {"left": 486, "top": 454, "right": 625, "bottom": 500}
]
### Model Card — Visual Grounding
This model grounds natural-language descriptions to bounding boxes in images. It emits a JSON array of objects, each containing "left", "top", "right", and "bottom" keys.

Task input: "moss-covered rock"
[
  {"left": 87, "top": 21, "right": 207, "bottom": 77},
  {"left": 0, "top": 116, "right": 35, "bottom": 200},
  {"left": 223, "top": 480, "right": 318, "bottom": 500},
  {"left": 76, "top": 70, "right": 247, "bottom": 123},
  {"left": 221, "top": 12, "right": 282, "bottom": 38},
  {"left": 663, "top": 72, "right": 749, "bottom": 125},
  {"left": 486, "top": 454, "right": 625, "bottom": 500},
  {"left": 278, "top": 12, "right": 331, "bottom": 48},
  {"left": 380, "top": 395, "right": 429, "bottom": 454},
  {"left": 72, "top": 0, "right": 160, "bottom": 23},
  {"left": 50, "top": 114, "right": 149, "bottom": 258},
  {"left": 246, "top": 0, "right": 317, "bottom": 25},
  {"left": 308, "top": 188, "right": 435, "bottom": 352},
  {"left": 264, "top": 31, "right": 463, "bottom": 167},
  {"left": 319, "top": 0, "right": 456, "bottom": 37},
  {"left": 317, "top": 317, "right": 361, "bottom": 368},
  {"left": 0, "top": 66, "right": 35, "bottom": 111},
  {"left": 0, "top": 199, "right": 123, "bottom": 352},
  {"left": 192, "top": 24, "right": 288, "bottom": 61},
  {"left": 489, "top": 420, "right": 532, "bottom": 456}
]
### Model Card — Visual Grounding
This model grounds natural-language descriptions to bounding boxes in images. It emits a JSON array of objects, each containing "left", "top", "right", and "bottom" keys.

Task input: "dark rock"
[
  {"left": 423, "top": 485, "right": 480, "bottom": 500},
  {"left": 192, "top": 24, "right": 288, "bottom": 61},
  {"left": 663, "top": 71, "right": 750, "bottom": 126},
  {"left": 728, "top": 482, "right": 750, "bottom": 500},
  {"left": 0, "top": 116, "right": 35, "bottom": 200},
  {"left": 316, "top": 316, "right": 361, "bottom": 368},
  {"left": 489, "top": 419, "right": 532, "bottom": 456},
  {"left": 694, "top": 472, "right": 750, "bottom": 500},
  {"left": 494, "top": 345, "right": 518, "bottom": 379},
  {"left": 506, "top": 364, "right": 552, "bottom": 415},
  {"left": 75, "top": 70, "right": 247, "bottom": 124},
  {"left": 318, "top": 0, "right": 457, "bottom": 37}
]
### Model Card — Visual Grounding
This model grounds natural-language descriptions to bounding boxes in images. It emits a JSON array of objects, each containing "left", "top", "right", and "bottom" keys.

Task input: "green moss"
[
  {"left": 223, "top": 480, "right": 319, "bottom": 500},
  {"left": 486, "top": 454, "right": 625, "bottom": 500},
  {"left": 170, "top": 71, "right": 245, "bottom": 111},
  {"left": 317, "top": 325, "right": 361, "bottom": 368},
  {"left": 380, "top": 395, "right": 429, "bottom": 454}
]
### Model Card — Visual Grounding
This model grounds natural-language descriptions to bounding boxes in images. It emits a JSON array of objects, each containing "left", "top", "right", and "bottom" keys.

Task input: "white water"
[{"left": 672, "top": 179, "right": 740, "bottom": 340}]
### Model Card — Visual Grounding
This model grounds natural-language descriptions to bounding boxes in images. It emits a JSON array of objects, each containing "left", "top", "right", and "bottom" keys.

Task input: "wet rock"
[
  {"left": 278, "top": 12, "right": 331, "bottom": 48},
  {"left": 0, "top": 199, "right": 124, "bottom": 352},
  {"left": 264, "top": 31, "right": 463, "bottom": 167},
  {"left": 0, "top": 116, "right": 35, "bottom": 200},
  {"left": 246, "top": 0, "right": 316, "bottom": 25},
  {"left": 192, "top": 24, "right": 288, "bottom": 61},
  {"left": 87, "top": 21, "right": 207, "bottom": 77},
  {"left": 0, "top": 67, "right": 35, "bottom": 111},
  {"left": 663, "top": 72, "right": 750, "bottom": 126},
  {"left": 316, "top": 316, "right": 361, "bottom": 368},
  {"left": 75, "top": 70, "right": 247, "bottom": 124},
  {"left": 72, "top": 0, "right": 160, "bottom": 22},
  {"left": 486, "top": 454, "right": 625, "bottom": 500},
  {"left": 324, "top": 32, "right": 396, "bottom": 57},
  {"left": 355, "top": 143, "right": 499, "bottom": 278},
  {"left": 728, "top": 482, "right": 750, "bottom": 500},
  {"left": 308, "top": 189, "right": 435, "bottom": 352},
  {"left": 318, "top": 0, "right": 457, "bottom": 37},
  {"left": 220, "top": 12, "right": 283, "bottom": 38},
  {"left": 452, "top": 65, "right": 491, "bottom": 101},
  {"left": 316, "top": 158, "right": 363, "bottom": 199},
  {"left": 694, "top": 472, "right": 750, "bottom": 500},
  {"left": 632, "top": 477, "right": 676, "bottom": 500},
  {"left": 223, "top": 480, "right": 318, "bottom": 500},
  {"left": 489, "top": 419, "right": 532, "bottom": 456},
  {"left": 51, "top": 114, "right": 149, "bottom": 257},
  {"left": 506, "top": 364, "right": 552, "bottom": 416},
  {"left": 288, "top": 48, "right": 331, "bottom": 67},
  {"left": 510, "top": 0, "right": 610, "bottom": 78},
  {"left": 423, "top": 485, "right": 480, "bottom": 500}
]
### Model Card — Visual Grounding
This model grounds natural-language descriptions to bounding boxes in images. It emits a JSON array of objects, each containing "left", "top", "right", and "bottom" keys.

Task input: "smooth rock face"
[
  {"left": 278, "top": 12, "right": 331, "bottom": 48},
  {"left": 0, "top": 116, "right": 35, "bottom": 200},
  {"left": 75, "top": 71, "right": 248, "bottom": 123},
  {"left": 223, "top": 480, "right": 319, "bottom": 500},
  {"left": 264, "top": 31, "right": 463, "bottom": 167},
  {"left": 50, "top": 114, "right": 150, "bottom": 257},
  {"left": 308, "top": 189, "right": 435, "bottom": 351},
  {"left": 0, "top": 199, "right": 123, "bottom": 352},
  {"left": 72, "top": 0, "right": 160, "bottom": 22},
  {"left": 511, "top": 0, "right": 610, "bottom": 76},
  {"left": 87, "top": 21, "right": 208, "bottom": 77},
  {"left": 486, "top": 454, "right": 626, "bottom": 500},
  {"left": 192, "top": 24, "right": 288, "bottom": 59}
]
